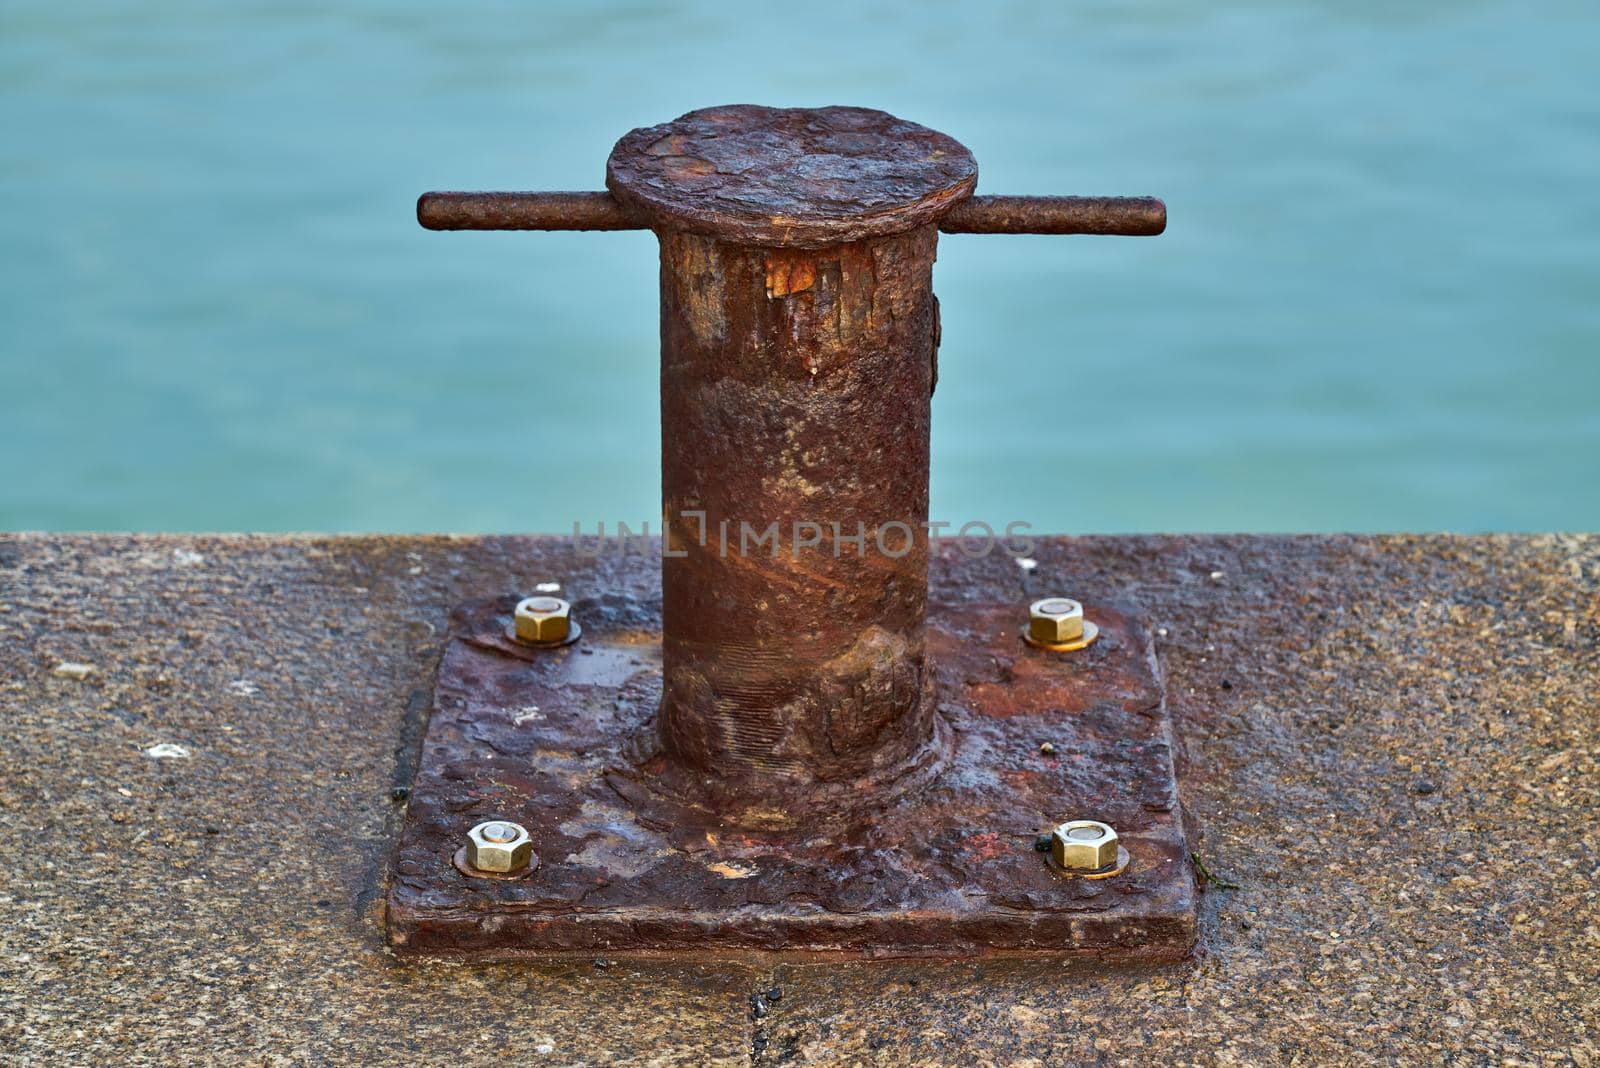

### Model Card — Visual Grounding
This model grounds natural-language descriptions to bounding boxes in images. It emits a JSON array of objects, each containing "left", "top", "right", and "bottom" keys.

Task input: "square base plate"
[{"left": 387, "top": 596, "right": 1196, "bottom": 961}]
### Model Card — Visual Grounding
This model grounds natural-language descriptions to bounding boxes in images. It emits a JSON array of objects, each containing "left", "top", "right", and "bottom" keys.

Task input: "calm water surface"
[{"left": 2, "top": 1, "right": 1596, "bottom": 532}]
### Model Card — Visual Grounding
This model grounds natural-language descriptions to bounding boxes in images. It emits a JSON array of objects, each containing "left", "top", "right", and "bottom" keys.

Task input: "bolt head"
[
  {"left": 1029, "top": 598, "right": 1085, "bottom": 645},
  {"left": 1051, "top": 819, "right": 1119, "bottom": 871},
  {"left": 465, "top": 820, "right": 534, "bottom": 873},
  {"left": 514, "top": 596, "right": 571, "bottom": 644}
]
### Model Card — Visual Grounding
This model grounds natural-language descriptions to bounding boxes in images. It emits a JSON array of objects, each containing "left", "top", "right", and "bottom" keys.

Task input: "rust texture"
[
  {"left": 415, "top": 190, "right": 639, "bottom": 231},
  {"left": 396, "top": 105, "right": 1182, "bottom": 958},
  {"left": 386, "top": 592, "right": 1195, "bottom": 960},
  {"left": 941, "top": 194, "right": 1167, "bottom": 236},
  {"left": 656, "top": 225, "right": 939, "bottom": 801},
  {"left": 606, "top": 105, "right": 978, "bottom": 248},
  {"left": 415, "top": 192, "right": 1166, "bottom": 236}
]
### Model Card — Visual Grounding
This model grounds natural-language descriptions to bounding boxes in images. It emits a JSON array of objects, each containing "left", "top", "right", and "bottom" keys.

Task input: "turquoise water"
[{"left": 2, "top": 1, "right": 1597, "bottom": 533}]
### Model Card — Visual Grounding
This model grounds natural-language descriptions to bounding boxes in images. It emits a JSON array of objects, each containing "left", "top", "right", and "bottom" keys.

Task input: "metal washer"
[
  {"left": 1046, "top": 844, "right": 1131, "bottom": 880},
  {"left": 504, "top": 619, "right": 582, "bottom": 648},
  {"left": 1021, "top": 619, "right": 1100, "bottom": 652},
  {"left": 452, "top": 845, "right": 540, "bottom": 881}
]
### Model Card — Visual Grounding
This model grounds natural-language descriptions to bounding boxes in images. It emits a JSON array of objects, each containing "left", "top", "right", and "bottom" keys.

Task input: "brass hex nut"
[
  {"left": 1051, "top": 819, "right": 1119, "bottom": 871},
  {"left": 465, "top": 820, "right": 534, "bottom": 874},
  {"left": 1029, "top": 598, "right": 1084, "bottom": 644},
  {"left": 514, "top": 596, "right": 571, "bottom": 644}
]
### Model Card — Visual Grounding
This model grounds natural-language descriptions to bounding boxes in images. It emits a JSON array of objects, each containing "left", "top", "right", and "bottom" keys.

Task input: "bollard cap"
[{"left": 606, "top": 105, "right": 978, "bottom": 248}]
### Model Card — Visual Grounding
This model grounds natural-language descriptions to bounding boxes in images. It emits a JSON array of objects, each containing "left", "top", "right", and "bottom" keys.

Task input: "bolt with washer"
[
  {"left": 1024, "top": 597, "right": 1099, "bottom": 652},
  {"left": 464, "top": 820, "right": 535, "bottom": 874},
  {"left": 1049, "top": 819, "right": 1129, "bottom": 877},
  {"left": 513, "top": 595, "right": 572, "bottom": 645}
]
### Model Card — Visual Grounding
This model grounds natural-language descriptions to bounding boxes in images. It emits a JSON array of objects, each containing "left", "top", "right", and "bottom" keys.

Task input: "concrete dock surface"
[{"left": 2, "top": 533, "right": 1595, "bottom": 1065}]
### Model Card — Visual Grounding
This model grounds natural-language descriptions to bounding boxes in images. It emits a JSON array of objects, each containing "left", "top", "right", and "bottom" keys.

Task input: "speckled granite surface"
[{"left": 1, "top": 534, "right": 1595, "bottom": 1065}]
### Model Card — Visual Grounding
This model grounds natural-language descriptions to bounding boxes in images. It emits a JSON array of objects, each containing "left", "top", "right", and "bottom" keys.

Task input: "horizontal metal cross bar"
[{"left": 416, "top": 191, "right": 1166, "bottom": 236}]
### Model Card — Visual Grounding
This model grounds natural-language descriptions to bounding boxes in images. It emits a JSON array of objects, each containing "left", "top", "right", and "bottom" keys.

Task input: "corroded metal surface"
[
  {"left": 417, "top": 191, "right": 1169, "bottom": 237},
  {"left": 940, "top": 194, "right": 1167, "bottom": 236},
  {"left": 658, "top": 225, "right": 939, "bottom": 799},
  {"left": 414, "top": 109, "right": 1168, "bottom": 803},
  {"left": 386, "top": 595, "right": 1195, "bottom": 960},
  {"left": 416, "top": 190, "right": 639, "bottom": 231},
  {"left": 606, "top": 105, "right": 978, "bottom": 247},
  {"left": 398, "top": 106, "right": 1185, "bottom": 960}
]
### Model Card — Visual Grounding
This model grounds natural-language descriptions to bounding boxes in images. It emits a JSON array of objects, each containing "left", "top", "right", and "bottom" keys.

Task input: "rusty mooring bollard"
[
  {"left": 419, "top": 105, "right": 1163, "bottom": 803},
  {"left": 392, "top": 104, "right": 1197, "bottom": 959}
]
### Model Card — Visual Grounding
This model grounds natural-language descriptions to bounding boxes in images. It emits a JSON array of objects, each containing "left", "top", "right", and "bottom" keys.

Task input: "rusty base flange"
[{"left": 386, "top": 596, "right": 1196, "bottom": 961}]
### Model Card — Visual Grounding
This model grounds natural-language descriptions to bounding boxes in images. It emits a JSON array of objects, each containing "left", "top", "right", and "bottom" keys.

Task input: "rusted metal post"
[
  {"left": 419, "top": 105, "right": 1165, "bottom": 816},
  {"left": 393, "top": 104, "right": 1196, "bottom": 959},
  {"left": 602, "top": 107, "right": 981, "bottom": 807},
  {"left": 652, "top": 222, "right": 942, "bottom": 795}
]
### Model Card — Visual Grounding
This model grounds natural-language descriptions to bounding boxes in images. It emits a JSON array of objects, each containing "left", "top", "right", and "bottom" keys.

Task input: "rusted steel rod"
[
  {"left": 418, "top": 190, "right": 1164, "bottom": 236},
  {"left": 940, "top": 194, "right": 1165, "bottom": 236},
  {"left": 416, "top": 191, "right": 638, "bottom": 231}
]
